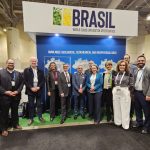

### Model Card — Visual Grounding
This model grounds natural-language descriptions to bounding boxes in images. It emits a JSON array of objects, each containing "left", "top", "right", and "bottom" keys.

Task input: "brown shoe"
[
  {"left": 2, "top": 131, "right": 8, "bottom": 137},
  {"left": 39, "top": 117, "right": 45, "bottom": 123},
  {"left": 14, "top": 125, "right": 22, "bottom": 130},
  {"left": 28, "top": 119, "right": 34, "bottom": 126}
]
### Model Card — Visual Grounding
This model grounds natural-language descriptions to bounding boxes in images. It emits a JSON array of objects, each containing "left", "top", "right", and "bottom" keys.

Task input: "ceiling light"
[{"left": 146, "top": 14, "right": 150, "bottom": 21}]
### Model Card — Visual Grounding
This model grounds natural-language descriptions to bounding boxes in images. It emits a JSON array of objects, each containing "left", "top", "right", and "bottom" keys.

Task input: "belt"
[{"left": 135, "top": 90, "right": 143, "bottom": 93}]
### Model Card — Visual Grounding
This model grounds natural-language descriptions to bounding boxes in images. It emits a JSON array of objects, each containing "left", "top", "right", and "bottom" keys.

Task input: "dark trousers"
[
  {"left": 0, "top": 96, "right": 20, "bottom": 131},
  {"left": 74, "top": 94, "right": 84, "bottom": 116},
  {"left": 50, "top": 87, "right": 60, "bottom": 118},
  {"left": 134, "top": 90, "right": 150, "bottom": 129},
  {"left": 28, "top": 95, "right": 42, "bottom": 120},
  {"left": 101, "top": 89, "right": 113, "bottom": 121},
  {"left": 61, "top": 95, "right": 70, "bottom": 119},
  {"left": 88, "top": 92, "right": 102, "bottom": 123}
]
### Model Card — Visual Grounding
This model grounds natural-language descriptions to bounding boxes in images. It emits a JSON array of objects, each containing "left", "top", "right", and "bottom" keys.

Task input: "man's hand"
[
  {"left": 36, "top": 87, "right": 40, "bottom": 91},
  {"left": 31, "top": 87, "right": 37, "bottom": 92},
  {"left": 61, "top": 93, "right": 64, "bottom": 97},
  {"left": 78, "top": 88, "right": 83, "bottom": 94},
  {"left": 11, "top": 91, "right": 19, "bottom": 96},
  {"left": 4, "top": 91, "right": 13, "bottom": 96},
  {"left": 146, "top": 96, "right": 150, "bottom": 101},
  {"left": 48, "top": 91, "right": 51, "bottom": 96}
]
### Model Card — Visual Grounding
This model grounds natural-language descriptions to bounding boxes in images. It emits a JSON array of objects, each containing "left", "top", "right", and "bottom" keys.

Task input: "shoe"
[
  {"left": 13, "top": 125, "right": 22, "bottom": 129},
  {"left": 94, "top": 122, "right": 100, "bottom": 125},
  {"left": 2, "top": 131, "right": 8, "bottom": 137},
  {"left": 81, "top": 114, "right": 85, "bottom": 119},
  {"left": 28, "top": 119, "right": 34, "bottom": 126},
  {"left": 60, "top": 119, "right": 65, "bottom": 124},
  {"left": 50, "top": 117, "right": 54, "bottom": 122},
  {"left": 132, "top": 123, "right": 143, "bottom": 128},
  {"left": 141, "top": 129, "right": 148, "bottom": 134},
  {"left": 39, "top": 117, "right": 45, "bottom": 123},
  {"left": 74, "top": 115, "right": 78, "bottom": 120}
]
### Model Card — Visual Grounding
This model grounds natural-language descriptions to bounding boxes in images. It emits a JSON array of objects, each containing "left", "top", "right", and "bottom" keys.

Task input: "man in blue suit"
[{"left": 72, "top": 65, "right": 86, "bottom": 119}]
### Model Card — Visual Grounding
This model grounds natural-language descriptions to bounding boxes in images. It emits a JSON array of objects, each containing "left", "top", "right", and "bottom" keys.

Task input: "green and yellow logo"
[{"left": 53, "top": 7, "right": 72, "bottom": 26}]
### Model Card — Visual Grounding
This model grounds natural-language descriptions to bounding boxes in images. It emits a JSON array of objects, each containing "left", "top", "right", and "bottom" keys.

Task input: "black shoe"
[
  {"left": 74, "top": 115, "right": 78, "bottom": 120},
  {"left": 141, "top": 128, "right": 148, "bottom": 134},
  {"left": 132, "top": 123, "right": 143, "bottom": 128},
  {"left": 81, "top": 114, "right": 85, "bottom": 119},
  {"left": 60, "top": 119, "right": 65, "bottom": 124}
]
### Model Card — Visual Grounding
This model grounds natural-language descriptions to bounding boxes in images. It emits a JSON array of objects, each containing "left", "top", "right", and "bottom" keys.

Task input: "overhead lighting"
[
  {"left": 3, "top": 28, "right": 7, "bottom": 32},
  {"left": 108, "top": 36, "right": 112, "bottom": 38},
  {"left": 146, "top": 14, "right": 150, "bottom": 21},
  {"left": 55, "top": 33, "right": 59, "bottom": 36}
]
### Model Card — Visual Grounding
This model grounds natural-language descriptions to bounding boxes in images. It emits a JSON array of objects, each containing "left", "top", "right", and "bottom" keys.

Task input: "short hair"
[
  {"left": 105, "top": 61, "right": 112, "bottom": 67},
  {"left": 137, "top": 54, "right": 146, "bottom": 61},
  {"left": 91, "top": 64, "right": 99, "bottom": 71},
  {"left": 124, "top": 54, "right": 130, "bottom": 59},
  {"left": 6, "top": 58, "right": 15, "bottom": 64},
  {"left": 116, "top": 60, "right": 129, "bottom": 73}
]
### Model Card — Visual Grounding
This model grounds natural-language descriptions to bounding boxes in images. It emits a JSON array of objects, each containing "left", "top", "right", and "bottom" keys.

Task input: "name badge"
[
  {"left": 11, "top": 81, "right": 15, "bottom": 87},
  {"left": 55, "top": 81, "right": 58, "bottom": 85},
  {"left": 68, "top": 83, "right": 71, "bottom": 87}
]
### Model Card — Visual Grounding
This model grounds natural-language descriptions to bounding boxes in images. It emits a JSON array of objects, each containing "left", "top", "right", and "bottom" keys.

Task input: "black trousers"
[
  {"left": 101, "top": 89, "right": 113, "bottom": 121},
  {"left": 61, "top": 95, "right": 70, "bottom": 119},
  {"left": 0, "top": 96, "right": 20, "bottom": 131},
  {"left": 50, "top": 87, "right": 60, "bottom": 118},
  {"left": 28, "top": 95, "right": 42, "bottom": 120},
  {"left": 134, "top": 91, "right": 150, "bottom": 129},
  {"left": 88, "top": 92, "right": 102, "bottom": 123}
]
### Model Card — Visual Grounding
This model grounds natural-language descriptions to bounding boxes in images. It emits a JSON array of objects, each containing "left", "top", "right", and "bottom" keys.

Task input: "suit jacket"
[
  {"left": 23, "top": 67, "right": 45, "bottom": 96},
  {"left": 134, "top": 66, "right": 150, "bottom": 96},
  {"left": 0, "top": 69, "right": 23, "bottom": 100},
  {"left": 72, "top": 72, "right": 86, "bottom": 96},
  {"left": 46, "top": 71, "right": 60, "bottom": 92},
  {"left": 86, "top": 73, "right": 103, "bottom": 93},
  {"left": 58, "top": 72, "right": 72, "bottom": 97}
]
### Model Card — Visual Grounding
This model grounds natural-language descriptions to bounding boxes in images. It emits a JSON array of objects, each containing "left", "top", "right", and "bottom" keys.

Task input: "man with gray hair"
[{"left": 24, "top": 57, "right": 45, "bottom": 126}]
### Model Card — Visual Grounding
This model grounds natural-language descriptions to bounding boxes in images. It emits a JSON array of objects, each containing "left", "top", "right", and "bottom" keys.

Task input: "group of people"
[{"left": 0, "top": 54, "right": 150, "bottom": 137}]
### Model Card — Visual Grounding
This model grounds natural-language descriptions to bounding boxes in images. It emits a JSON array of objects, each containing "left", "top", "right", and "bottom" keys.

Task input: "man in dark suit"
[
  {"left": 72, "top": 65, "right": 86, "bottom": 119},
  {"left": 24, "top": 57, "right": 45, "bottom": 126},
  {"left": 0, "top": 59, "right": 23, "bottom": 136},
  {"left": 46, "top": 62, "right": 60, "bottom": 121},
  {"left": 58, "top": 64, "right": 72, "bottom": 124},
  {"left": 133, "top": 55, "right": 150, "bottom": 134}
]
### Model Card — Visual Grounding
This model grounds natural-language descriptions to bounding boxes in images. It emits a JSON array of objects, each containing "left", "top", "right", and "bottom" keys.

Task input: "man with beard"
[
  {"left": 134, "top": 55, "right": 150, "bottom": 134},
  {"left": 0, "top": 59, "right": 23, "bottom": 136}
]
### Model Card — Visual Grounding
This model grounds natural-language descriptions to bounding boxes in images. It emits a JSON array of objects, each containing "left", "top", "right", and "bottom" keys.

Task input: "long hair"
[
  {"left": 116, "top": 60, "right": 129, "bottom": 73},
  {"left": 49, "top": 62, "right": 57, "bottom": 71}
]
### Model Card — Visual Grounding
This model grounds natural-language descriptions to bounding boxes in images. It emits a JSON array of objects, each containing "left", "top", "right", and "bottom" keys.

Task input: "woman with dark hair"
[
  {"left": 86, "top": 64, "right": 103, "bottom": 124},
  {"left": 113, "top": 60, "right": 134, "bottom": 129},
  {"left": 46, "top": 62, "right": 60, "bottom": 121}
]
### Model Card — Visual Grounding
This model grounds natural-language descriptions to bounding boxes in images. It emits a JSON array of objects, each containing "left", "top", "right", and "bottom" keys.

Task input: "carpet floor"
[{"left": 1, "top": 124, "right": 150, "bottom": 150}]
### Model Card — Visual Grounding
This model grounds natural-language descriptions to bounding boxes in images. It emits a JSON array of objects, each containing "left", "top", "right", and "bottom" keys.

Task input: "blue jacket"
[
  {"left": 86, "top": 73, "right": 103, "bottom": 93},
  {"left": 72, "top": 72, "right": 86, "bottom": 96}
]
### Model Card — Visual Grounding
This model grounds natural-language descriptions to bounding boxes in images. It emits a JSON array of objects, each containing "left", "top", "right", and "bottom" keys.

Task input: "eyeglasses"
[
  {"left": 106, "top": 64, "right": 112, "bottom": 66},
  {"left": 119, "top": 65, "right": 125, "bottom": 66}
]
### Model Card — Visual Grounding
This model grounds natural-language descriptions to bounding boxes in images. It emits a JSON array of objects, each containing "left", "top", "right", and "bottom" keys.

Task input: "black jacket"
[{"left": 23, "top": 67, "right": 45, "bottom": 96}]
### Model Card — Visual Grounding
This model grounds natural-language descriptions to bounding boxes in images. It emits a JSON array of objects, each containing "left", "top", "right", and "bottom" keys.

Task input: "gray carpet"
[{"left": 0, "top": 124, "right": 150, "bottom": 150}]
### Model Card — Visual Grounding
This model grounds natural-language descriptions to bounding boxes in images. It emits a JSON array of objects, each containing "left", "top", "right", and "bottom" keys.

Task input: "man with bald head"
[
  {"left": 0, "top": 59, "right": 23, "bottom": 136},
  {"left": 24, "top": 57, "right": 45, "bottom": 126}
]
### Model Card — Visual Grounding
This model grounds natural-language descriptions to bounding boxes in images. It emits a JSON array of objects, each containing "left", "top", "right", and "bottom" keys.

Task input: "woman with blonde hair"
[{"left": 113, "top": 60, "right": 134, "bottom": 129}]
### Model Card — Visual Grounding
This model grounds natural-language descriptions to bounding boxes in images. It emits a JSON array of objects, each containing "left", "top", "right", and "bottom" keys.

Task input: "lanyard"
[{"left": 115, "top": 72, "right": 125, "bottom": 85}]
